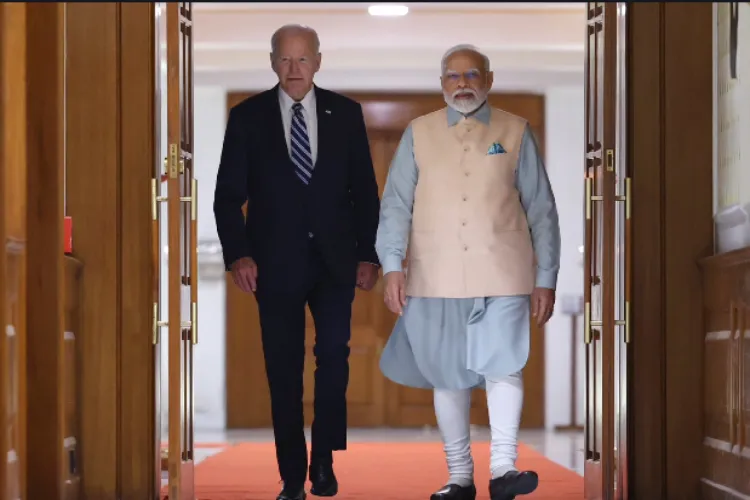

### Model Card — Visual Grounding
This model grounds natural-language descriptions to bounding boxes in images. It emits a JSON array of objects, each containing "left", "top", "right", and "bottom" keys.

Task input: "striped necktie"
[{"left": 290, "top": 102, "right": 313, "bottom": 185}]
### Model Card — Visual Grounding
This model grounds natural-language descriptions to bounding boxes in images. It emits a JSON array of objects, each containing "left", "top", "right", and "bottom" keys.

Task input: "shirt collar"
[
  {"left": 446, "top": 100, "right": 490, "bottom": 127},
  {"left": 278, "top": 86, "right": 316, "bottom": 115}
]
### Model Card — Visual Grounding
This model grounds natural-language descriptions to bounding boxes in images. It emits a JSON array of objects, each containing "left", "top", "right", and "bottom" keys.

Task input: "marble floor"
[{"left": 166, "top": 427, "right": 584, "bottom": 485}]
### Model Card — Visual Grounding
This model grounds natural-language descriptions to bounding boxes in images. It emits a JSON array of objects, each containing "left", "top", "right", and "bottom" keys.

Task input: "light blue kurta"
[{"left": 375, "top": 102, "right": 561, "bottom": 390}]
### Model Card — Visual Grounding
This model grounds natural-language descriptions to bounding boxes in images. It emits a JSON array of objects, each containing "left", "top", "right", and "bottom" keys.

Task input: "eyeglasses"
[{"left": 443, "top": 69, "right": 482, "bottom": 83}]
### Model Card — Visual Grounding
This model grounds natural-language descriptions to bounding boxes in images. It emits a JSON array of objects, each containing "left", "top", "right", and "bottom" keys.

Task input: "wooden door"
[
  {"left": 157, "top": 2, "right": 196, "bottom": 499},
  {"left": 0, "top": 3, "right": 26, "bottom": 499},
  {"left": 584, "top": 2, "right": 627, "bottom": 498}
]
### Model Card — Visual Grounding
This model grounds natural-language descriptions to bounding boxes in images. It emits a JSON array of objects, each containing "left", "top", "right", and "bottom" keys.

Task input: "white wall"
[
  {"left": 543, "top": 87, "right": 585, "bottom": 429},
  {"left": 188, "top": 84, "right": 584, "bottom": 432},
  {"left": 714, "top": 2, "right": 750, "bottom": 253}
]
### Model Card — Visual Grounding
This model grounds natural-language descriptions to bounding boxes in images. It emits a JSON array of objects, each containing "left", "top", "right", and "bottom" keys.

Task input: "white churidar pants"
[{"left": 433, "top": 371, "right": 524, "bottom": 486}]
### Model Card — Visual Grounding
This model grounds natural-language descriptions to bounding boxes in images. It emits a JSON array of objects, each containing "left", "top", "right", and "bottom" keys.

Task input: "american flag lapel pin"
[{"left": 325, "top": 109, "right": 332, "bottom": 114}]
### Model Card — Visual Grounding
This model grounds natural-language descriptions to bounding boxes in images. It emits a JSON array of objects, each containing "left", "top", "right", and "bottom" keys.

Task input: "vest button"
[
  {"left": 464, "top": 171, "right": 470, "bottom": 177},
  {"left": 463, "top": 245, "right": 468, "bottom": 251},
  {"left": 462, "top": 221, "right": 467, "bottom": 226},
  {"left": 308, "top": 232, "right": 314, "bottom": 239},
  {"left": 462, "top": 196, "right": 468, "bottom": 201},
  {"left": 463, "top": 146, "right": 469, "bottom": 152}
]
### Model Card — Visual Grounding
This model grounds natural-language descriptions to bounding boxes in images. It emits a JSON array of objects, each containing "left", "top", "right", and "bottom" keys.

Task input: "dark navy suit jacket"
[{"left": 213, "top": 85, "right": 380, "bottom": 290}]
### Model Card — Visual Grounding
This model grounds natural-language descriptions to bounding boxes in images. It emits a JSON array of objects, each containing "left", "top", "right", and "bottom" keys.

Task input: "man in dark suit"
[{"left": 213, "top": 24, "right": 381, "bottom": 500}]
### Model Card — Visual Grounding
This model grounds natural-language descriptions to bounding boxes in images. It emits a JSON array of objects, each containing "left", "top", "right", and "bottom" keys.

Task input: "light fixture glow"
[{"left": 368, "top": 4, "right": 409, "bottom": 17}]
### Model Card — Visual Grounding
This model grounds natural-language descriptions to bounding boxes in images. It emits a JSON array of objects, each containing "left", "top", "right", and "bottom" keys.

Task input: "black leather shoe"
[
  {"left": 277, "top": 483, "right": 306, "bottom": 500},
  {"left": 309, "top": 461, "right": 338, "bottom": 496},
  {"left": 430, "top": 483, "right": 477, "bottom": 500},
  {"left": 489, "top": 470, "right": 539, "bottom": 500}
]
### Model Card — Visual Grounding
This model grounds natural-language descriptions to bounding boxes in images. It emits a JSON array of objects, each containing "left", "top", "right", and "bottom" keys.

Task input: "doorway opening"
[{"left": 155, "top": 2, "right": 625, "bottom": 499}]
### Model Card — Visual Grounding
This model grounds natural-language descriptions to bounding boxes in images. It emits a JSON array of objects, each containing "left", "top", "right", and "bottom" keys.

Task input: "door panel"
[
  {"left": 584, "top": 2, "right": 625, "bottom": 498},
  {"left": 156, "top": 2, "right": 196, "bottom": 499},
  {"left": 0, "top": 3, "right": 27, "bottom": 499}
]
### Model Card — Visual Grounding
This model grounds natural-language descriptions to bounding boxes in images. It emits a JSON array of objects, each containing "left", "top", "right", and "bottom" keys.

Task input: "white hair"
[
  {"left": 441, "top": 44, "right": 490, "bottom": 74},
  {"left": 271, "top": 24, "right": 321, "bottom": 56}
]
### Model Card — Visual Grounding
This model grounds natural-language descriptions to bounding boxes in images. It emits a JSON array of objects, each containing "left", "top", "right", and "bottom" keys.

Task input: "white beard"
[{"left": 444, "top": 88, "right": 488, "bottom": 115}]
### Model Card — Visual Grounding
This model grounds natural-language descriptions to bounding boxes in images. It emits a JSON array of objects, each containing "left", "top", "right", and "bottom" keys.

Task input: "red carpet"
[{"left": 186, "top": 441, "right": 583, "bottom": 499}]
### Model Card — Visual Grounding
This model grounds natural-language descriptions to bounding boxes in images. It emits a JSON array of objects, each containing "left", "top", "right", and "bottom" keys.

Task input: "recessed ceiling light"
[{"left": 368, "top": 4, "right": 409, "bottom": 17}]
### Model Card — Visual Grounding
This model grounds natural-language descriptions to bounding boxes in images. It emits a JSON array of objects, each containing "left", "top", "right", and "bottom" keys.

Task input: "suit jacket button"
[{"left": 308, "top": 232, "right": 314, "bottom": 238}]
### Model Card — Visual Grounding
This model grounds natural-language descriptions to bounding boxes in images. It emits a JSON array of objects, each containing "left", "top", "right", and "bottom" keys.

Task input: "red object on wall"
[{"left": 64, "top": 216, "right": 73, "bottom": 254}]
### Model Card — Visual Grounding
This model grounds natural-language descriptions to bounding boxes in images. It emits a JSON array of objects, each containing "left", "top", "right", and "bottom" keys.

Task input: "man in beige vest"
[{"left": 376, "top": 44, "right": 560, "bottom": 500}]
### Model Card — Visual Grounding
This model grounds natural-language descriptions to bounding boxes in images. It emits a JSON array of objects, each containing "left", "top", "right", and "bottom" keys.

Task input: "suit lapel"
[
  {"left": 265, "top": 85, "right": 291, "bottom": 164},
  {"left": 313, "top": 85, "right": 332, "bottom": 171}
]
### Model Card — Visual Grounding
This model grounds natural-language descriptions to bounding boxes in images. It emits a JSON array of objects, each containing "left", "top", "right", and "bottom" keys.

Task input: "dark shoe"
[
  {"left": 309, "top": 461, "right": 338, "bottom": 497},
  {"left": 277, "top": 482, "right": 306, "bottom": 500},
  {"left": 430, "top": 483, "right": 477, "bottom": 500},
  {"left": 489, "top": 470, "right": 539, "bottom": 500}
]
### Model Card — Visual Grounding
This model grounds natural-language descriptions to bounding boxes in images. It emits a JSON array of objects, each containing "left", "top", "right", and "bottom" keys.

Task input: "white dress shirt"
[{"left": 278, "top": 87, "right": 318, "bottom": 164}]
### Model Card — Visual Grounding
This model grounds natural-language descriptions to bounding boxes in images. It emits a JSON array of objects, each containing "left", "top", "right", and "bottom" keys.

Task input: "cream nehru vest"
[{"left": 405, "top": 106, "right": 535, "bottom": 298}]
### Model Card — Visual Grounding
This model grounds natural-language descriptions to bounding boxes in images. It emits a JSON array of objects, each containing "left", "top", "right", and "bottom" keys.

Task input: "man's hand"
[
  {"left": 230, "top": 257, "right": 258, "bottom": 293},
  {"left": 383, "top": 271, "right": 407, "bottom": 316},
  {"left": 356, "top": 262, "right": 379, "bottom": 291},
  {"left": 531, "top": 287, "right": 555, "bottom": 326}
]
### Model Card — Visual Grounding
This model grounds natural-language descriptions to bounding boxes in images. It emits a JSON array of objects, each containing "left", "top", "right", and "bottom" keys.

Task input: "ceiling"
[{"left": 189, "top": 2, "right": 587, "bottom": 91}]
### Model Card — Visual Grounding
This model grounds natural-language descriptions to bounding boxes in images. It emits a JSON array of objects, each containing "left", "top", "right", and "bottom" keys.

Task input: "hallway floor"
[{"left": 165, "top": 428, "right": 583, "bottom": 487}]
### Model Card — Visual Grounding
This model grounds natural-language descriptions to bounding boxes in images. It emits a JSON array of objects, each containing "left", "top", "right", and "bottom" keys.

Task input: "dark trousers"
[{"left": 254, "top": 244, "right": 355, "bottom": 486}]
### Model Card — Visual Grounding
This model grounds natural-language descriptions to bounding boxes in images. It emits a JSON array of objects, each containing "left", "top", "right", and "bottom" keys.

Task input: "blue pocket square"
[{"left": 487, "top": 142, "right": 506, "bottom": 155}]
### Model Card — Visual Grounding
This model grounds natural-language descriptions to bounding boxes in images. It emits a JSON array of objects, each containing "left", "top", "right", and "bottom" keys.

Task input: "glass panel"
[
  {"left": 154, "top": 1, "right": 170, "bottom": 492},
  {"left": 614, "top": 3, "right": 629, "bottom": 498}
]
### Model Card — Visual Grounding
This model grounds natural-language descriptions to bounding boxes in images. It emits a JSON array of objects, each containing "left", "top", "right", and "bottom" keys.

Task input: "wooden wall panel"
[
  {"left": 699, "top": 248, "right": 750, "bottom": 497},
  {"left": 62, "top": 257, "right": 83, "bottom": 498},
  {"left": 628, "top": 5, "right": 666, "bottom": 498},
  {"left": 629, "top": 3, "right": 713, "bottom": 499},
  {"left": 662, "top": 4, "right": 714, "bottom": 498},
  {"left": 0, "top": 3, "right": 28, "bottom": 498},
  {"left": 24, "top": 3, "right": 66, "bottom": 498}
]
